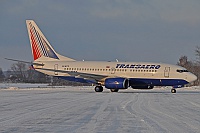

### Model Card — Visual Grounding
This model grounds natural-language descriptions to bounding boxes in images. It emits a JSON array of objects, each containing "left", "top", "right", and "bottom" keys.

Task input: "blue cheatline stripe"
[
  {"left": 41, "top": 37, "right": 49, "bottom": 57},
  {"left": 35, "top": 30, "right": 48, "bottom": 56},
  {"left": 129, "top": 78, "right": 189, "bottom": 86},
  {"left": 40, "top": 36, "right": 49, "bottom": 57},
  {"left": 55, "top": 76, "right": 189, "bottom": 86},
  {"left": 41, "top": 37, "right": 59, "bottom": 59}
]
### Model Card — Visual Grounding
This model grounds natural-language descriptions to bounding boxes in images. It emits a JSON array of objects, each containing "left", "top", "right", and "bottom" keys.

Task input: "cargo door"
[{"left": 54, "top": 64, "right": 58, "bottom": 75}]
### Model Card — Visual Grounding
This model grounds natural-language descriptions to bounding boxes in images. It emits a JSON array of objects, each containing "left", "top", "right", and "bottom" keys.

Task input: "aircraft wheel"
[
  {"left": 95, "top": 86, "right": 103, "bottom": 92},
  {"left": 110, "top": 89, "right": 119, "bottom": 92},
  {"left": 171, "top": 89, "right": 176, "bottom": 93}
]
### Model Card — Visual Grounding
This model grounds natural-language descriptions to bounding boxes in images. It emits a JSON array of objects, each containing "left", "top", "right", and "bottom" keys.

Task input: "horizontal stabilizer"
[{"left": 5, "top": 58, "right": 44, "bottom": 66}]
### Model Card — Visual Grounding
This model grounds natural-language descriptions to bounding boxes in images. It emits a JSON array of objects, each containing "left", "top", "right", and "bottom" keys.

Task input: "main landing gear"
[
  {"left": 95, "top": 86, "right": 103, "bottom": 92},
  {"left": 94, "top": 86, "right": 119, "bottom": 92},
  {"left": 171, "top": 89, "right": 176, "bottom": 93},
  {"left": 110, "top": 89, "right": 119, "bottom": 92}
]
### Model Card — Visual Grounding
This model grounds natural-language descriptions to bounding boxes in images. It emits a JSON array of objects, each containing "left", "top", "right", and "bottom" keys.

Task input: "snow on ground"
[
  {"left": 0, "top": 83, "right": 49, "bottom": 89},
  {"left": 0, "top": 84, "right": 199, "bottom": 133}
]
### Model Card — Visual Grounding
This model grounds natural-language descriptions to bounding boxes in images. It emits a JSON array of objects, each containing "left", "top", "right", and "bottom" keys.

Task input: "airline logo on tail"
[{"left": 27, "top": 21, "right": 59, "bottom": 60}]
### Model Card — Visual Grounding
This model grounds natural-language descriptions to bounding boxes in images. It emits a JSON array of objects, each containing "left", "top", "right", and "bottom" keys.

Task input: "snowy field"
[{"left": 0, "top": 84, "right": 200, "bottom": 133}]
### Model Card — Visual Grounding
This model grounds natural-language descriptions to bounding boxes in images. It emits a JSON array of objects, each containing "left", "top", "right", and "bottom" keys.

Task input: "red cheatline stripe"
[
  {"left": 30, "top": 29, "right": 39, "bottom": 59},
  {"left": 32, "top": 27, "right": 42, "bottom": 58},
  {"left": 30, "top": 27, "right": 38, "bottom": 57},
  {"left": 28, "top": 23, "right": 38, "bottom": 60},
  {"left": 30, "top": 29, "right": 38, "bottom": 60},
  {"left": 31, "top": 27, "right": 42, "bottom": 58},
  {"left": 32, "top": 28, "right": 42, "bottom": 57},
  {"left": 30, "top": 27, "right": 41, "bottom": 60}
]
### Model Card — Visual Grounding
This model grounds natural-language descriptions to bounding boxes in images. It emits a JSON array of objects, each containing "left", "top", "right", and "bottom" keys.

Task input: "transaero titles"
[{"left": 116, "top": 64, "right": 161, "bottom": 69}]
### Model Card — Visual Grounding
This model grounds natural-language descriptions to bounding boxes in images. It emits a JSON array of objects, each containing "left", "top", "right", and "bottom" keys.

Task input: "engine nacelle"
[
  {"left": 105, "top": 78, "right": 129, "bottom": 89},
  {"left": 131, "top": 85, "right": 154, "bottom": 89}
]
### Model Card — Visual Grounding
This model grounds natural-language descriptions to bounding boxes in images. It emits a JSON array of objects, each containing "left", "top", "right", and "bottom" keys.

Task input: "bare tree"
[
  {"left": 10, "top": 62, "right": 28, "bottom": 82},
  {"left": 177, "top": 56, "right": 193, "bottom": 70},
  {"left": 195, "top": 46, "right": 200, "bottom": 64},
  {"left": 0, "top": 67, "right": 5, "bottom": 82},
  {"left": 177, "top": 55, "right": 199, "bottom": 85}
]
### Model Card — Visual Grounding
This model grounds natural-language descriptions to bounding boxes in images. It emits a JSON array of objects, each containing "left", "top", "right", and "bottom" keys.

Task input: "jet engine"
[{"left": 105, "top": 78, "right": 129, "bottom": 89}]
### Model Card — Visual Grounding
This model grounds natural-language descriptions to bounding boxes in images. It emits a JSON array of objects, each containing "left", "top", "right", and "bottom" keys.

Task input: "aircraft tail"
[{"left": 26, "top": 20, "right": 75, "bottom": 61}]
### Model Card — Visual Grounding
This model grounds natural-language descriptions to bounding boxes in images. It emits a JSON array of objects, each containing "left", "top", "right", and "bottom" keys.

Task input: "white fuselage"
[{"left": 33, "top": 60, "right": 197, "bottom": 86}]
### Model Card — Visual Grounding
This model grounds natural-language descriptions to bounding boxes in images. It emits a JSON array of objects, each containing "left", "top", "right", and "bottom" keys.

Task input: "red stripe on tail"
[{"left": 30, "top": 28, "right": 41, "bottom": 60}]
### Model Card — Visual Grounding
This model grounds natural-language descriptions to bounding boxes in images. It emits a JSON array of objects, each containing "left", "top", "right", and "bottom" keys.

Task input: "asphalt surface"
[{"left": 0, "top": 87, "right": 200, "bottom": 133}]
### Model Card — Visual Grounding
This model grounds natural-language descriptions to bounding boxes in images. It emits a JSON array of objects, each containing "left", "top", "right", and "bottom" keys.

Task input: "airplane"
[{"left": 7, "top": 20, "right": 197, "bottom": 93}]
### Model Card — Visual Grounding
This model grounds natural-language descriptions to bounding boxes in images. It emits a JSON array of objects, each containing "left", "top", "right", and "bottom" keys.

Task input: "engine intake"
[{"left": 105, "top": 78, "right": 129, "bottom": 89}]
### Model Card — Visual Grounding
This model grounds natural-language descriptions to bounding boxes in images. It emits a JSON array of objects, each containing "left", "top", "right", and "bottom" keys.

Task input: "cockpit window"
[{"left": 177, "top": 69, "right": 189, "bottom": 73}]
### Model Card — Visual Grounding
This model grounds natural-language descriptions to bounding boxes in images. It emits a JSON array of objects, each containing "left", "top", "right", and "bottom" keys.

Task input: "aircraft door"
[
  {"left": 164, "top": 67, "right": 170, "bottom": 78},
  {"left": 54, "top": 64, "right": 58, "bottom": 75},
  {"left": 111, "top": 67, "right": 115, "bottom": 74}
]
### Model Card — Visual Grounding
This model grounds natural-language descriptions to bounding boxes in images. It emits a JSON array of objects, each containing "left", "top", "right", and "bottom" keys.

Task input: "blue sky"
[{"left": 0, "top": 0, "right": 200, "bottom": 70}]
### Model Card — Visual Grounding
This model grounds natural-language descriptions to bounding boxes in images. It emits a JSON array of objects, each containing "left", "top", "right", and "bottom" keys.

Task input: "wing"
[{"left": 35, "top": 67, "right": 108, "bottom": 82}]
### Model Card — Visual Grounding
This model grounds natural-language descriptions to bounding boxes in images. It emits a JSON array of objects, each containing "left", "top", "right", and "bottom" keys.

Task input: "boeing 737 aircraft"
[{"left": 7, "top": 20, "right": 197, "bottom": 93}]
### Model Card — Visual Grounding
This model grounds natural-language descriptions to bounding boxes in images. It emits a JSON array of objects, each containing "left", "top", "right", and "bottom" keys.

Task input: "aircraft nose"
[{"left": 188, "top": 73, "right": 197, "bottom": 83}]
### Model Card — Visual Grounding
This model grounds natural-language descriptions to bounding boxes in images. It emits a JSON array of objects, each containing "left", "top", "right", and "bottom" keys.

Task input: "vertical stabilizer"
[{"left": 26, "top": 20, "right": 75, "bottom": 61}]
